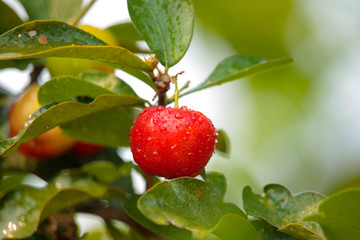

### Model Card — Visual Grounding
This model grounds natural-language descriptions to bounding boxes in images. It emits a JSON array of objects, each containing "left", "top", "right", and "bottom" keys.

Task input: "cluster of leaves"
[{"left": 0, "top": 0, "right": 358, "bottom": 239}]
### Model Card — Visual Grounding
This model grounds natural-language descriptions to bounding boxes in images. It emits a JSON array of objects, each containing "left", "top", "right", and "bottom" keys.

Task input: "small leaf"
[
  {"left": 128, "top": 0, "right": 194, "bottom": 68},
  {"left": 124, "top": 194, "right": 192, "bottom": 240},
  {"left": 38, "top": 73, "right": 137, "bottom": 105},
  {"left": 305, "top": 188, "right": 360, "bottom": 240},
  {"left": 182, "top": 55, "right": 293, "bottom": 96},
  {"left": 0, "top": 20, "right": 152, "bottom": 72},
  {"left": 106, "top": 22, "right": 149, "bottom": 53},
  {"left": 243, "top": 184, "right": 325, "bottom": 239},
  {"left": 0, "top": 171, "right": 117, "bottom": 239},
  {"left": 19, "top": 0, "right": 82, "bottom": 22},
  {"left": 0, "top": 95, "right": 144, "bottom": 157},
  {"left": 215, "top": 129, "right": 230, "bottom": 156}
]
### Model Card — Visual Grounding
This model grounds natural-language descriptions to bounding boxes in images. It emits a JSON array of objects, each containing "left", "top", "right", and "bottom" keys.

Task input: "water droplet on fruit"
[
  {"left": 171, "top": 144, "right": 177, "bottom": 150},
  {"left": 188, "top": 152, "right": 194, "bottom": 156},
  {"left": 175, "top": 113, "right": 184, "bottom": 119},
  {"left": 160, "top": 126, "right": 167, "bottom": 132},
  {"left": 153, "top": 151, "right": 158, "bottom": 155},
  {"left": 183, "top": 136, "right": 188, "bottom": 140},
  {"left": 136, "top": 148, "right": 142, "bottom": 153},
  {"left": 181, "top": 106, "right": 188, "bottom": 110},
  {"left": 152, "top": 117, "right": 160, "bottom": 124},
  {"left": 156, "top": 106, "right": 165, "bottom": 111},
  {"left": 186, "top": 131, "right": 191, "bottom": 136},
  {"left": 147, "top": 137, "right": 152, "bottom": 141},
  {"left": 198, "top": 117, "right": 204, "bottom": 123}
]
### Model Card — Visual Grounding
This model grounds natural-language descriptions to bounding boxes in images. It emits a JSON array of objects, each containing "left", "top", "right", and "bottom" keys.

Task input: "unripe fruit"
[
  {"left": 8, "top": 85, "right": 75, "bottom": 160},
  {"left": 129, "top": 106, "right": 217, "bottom": 179},
  {"left": 45, "top": 25, "right": 119, "bottom": 77}
]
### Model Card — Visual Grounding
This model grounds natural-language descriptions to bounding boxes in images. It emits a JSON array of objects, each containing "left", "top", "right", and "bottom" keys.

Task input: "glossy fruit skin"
[
  {"left": 45, "top": 25, "right": 119, "bottom": 77},
  {"left": 71, "top": 141, "right": 105, "bottom": 157},
  {"left": 129, "top": 106, "right": 217, "bottom": 179},
  {"left": 8, "top": 85, "right": 75, "bottom": 160}
]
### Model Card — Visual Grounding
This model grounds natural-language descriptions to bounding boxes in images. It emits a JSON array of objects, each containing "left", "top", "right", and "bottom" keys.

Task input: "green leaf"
[
  {"left": 212, "top": 214, "right": 260, "bottom": 240},
  {"left": 0, "top": 172, "right": 44, "bottom": 198},
  {"left": 138, "top": 172, "right": 247, "bottom": 236},
  {"left": 251, "top": 219, "right": 295, "bottom": 240},
  {"left": 106, "top": 22, "right": 149, "bottom": 53},
  {"left": 0, "top": 1, "right": 23, "bottom": 34},
  {"left": 81, "top": 161, "right": 133, "bottom": 185},
  {"left": 19, "top": 0, "right": 82, "bottom": 22},
  {"left": 0, "top": 20, "right": 152, "bottom": 72},
  {"left": 0, "top": 171, "right": 116, "bottom": 239},
  {"left": 215, "top": 129, "right": 230, "bottom": 157},
  {"left": 61, "top": 107, "right": 134, "bottom": 147},
  {"left": 182, "top": 55, "right": 293, "bottom": 97},
  {"left": 128, "top": 0, "right": 194, "bottom": 68},
  {"left": 305, "top": 188, "right": 360, "bottom": 240},
  {"left": 38, "top": 73, "right": 137, "bottom": 105},
  {"left": 0, "top": 1, "right": 31, "bottom": 70},
  {"left": 124, "top": 194, "right": 192, "bottom": 240},
  {"left": 243, "top": 184, "right": 325, "bottom": 239},
  {"left": 0, "top": 94, "right": 144, "bottom": 157}
]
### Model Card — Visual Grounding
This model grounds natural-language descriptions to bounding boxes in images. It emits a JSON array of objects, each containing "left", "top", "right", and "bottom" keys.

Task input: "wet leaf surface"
[
  {"left": 128, "top": 0, "right": 194, "bottom": 68},
  {"left": 243, "top": 184, "right": 325, "bottom": 239}
]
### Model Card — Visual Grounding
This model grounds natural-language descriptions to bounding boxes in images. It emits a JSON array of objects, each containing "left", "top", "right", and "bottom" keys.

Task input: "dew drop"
[
  {"left": 147, "top": 137, "right": 152, "bottom": 141},
  {"left": 198, "top": 117, "right": 204, "bottom": 123},
  {"left": 18, "top": 34, "right": 22, "bottom": 38},
  {"left": 136, "top": 148, "right": 142, "bottom": 153},
  {"left": 175, "top": 113, "right": 184, "bottom": 119},
  {"left": 188, "top": 152, "right": 194, "bottom": 156},
  {"left": 152, "top": 117, "right": 160, "bottom": 124},
  {"left": 186, "top": 131, "right": 191, "bottom": 136},
  {"left": 27, "top": 30, "right": 37, "bottom": 38},
  {"left": 160, "top": 126, "right": 167, "bottom": 132},
  {"left": 171, "top": 144, "right": 177, "bottom": 150},
  {"left": 181, "top": 106, "right": 188, "bottom": 110},
  {"left": 153, "top": 151, "right": 158, "bottom": 155}
]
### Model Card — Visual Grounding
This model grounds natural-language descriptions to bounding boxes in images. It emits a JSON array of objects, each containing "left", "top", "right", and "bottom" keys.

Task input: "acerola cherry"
[
  {"left": 8, "top": 85, "right": 75, "bottom": 160},
  {"left": 129, "top": 106, "right": 217, "bottom": 179}
]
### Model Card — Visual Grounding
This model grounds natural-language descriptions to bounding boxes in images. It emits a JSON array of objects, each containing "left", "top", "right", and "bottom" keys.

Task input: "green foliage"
[
  {"left": 18, "top": 0, "right": 82, "bottom": 22},
  {"left": 128, "top": 0, "right": 194, "bottom": 68},
  {"left": 182, "top": 55, "right": 293, "bottom": 97},
  {"left": 243, "top": 184, "right": 325, "bottom": 239},
  {"left": 306, "top": 188, "right": 360, "bottom": 239}
]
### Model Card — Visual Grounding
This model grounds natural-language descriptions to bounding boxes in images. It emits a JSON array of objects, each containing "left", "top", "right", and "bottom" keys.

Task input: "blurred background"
[{"left": 1, "top": 0, "right": 360, "bottom": 208}]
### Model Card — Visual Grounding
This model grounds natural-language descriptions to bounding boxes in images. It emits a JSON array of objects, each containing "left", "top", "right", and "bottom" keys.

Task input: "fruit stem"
[
  {"left": 68, "top": 0, "right": 97, "bottom": 26},
  {"left": 167, "top": 80, "right": 190, "bottom": 103},
  {"left": 174, "top": 76, "right": 179, "bottom": 108}
]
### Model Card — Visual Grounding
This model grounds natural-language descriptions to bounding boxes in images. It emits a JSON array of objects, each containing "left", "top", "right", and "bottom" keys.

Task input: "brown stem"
[
  {"left": 157, "top": 92, "right": 167, "bottom": 106},
  {"left": 29, "top": 65, "right": 44, "bottom": 86}
]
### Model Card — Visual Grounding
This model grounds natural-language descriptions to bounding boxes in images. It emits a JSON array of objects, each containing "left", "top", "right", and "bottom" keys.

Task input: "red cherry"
[{"left": 129, "top": 106, "right": 217, "bottom": 179}]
